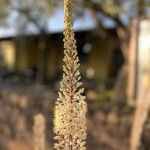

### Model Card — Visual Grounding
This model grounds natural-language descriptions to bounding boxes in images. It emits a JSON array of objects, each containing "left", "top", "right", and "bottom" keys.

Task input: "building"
[{"left": 0, "top": 6, "right": 122, "bottom": 85}]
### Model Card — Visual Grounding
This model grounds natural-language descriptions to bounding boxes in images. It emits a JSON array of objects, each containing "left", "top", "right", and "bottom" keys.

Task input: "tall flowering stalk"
[
  {"left": 53, "top": 0, "right": 87, "bottom": 149},
  {"left": 33, "top": 114, "right": 46, "bottom": 150}
]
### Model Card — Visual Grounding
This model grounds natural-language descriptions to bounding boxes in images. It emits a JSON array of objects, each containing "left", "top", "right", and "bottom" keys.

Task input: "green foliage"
[{"left": 0, "top": 0, "right": 9, "bottom": 22}]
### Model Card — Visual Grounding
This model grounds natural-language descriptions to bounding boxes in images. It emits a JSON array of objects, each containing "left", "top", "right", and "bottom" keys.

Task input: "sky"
[{"left": 0, "top": 5, "right": 96, "bottom": 38}]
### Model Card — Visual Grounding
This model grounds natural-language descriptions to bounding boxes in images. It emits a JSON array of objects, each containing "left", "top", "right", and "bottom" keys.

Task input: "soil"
[{"left": 0, "top": 84, "right": 150, "bottom": 150}]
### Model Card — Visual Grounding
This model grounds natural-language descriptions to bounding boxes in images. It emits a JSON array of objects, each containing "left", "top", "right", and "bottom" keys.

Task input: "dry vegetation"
[
  {"left": 53, "top": 0, "right": 87, "bottom": 149},
  {"left": 0, "top": 84, "right": 150, "bottom": 149},
  {"left": 0, "top": 0, "right": 150, "bottom": 150}
]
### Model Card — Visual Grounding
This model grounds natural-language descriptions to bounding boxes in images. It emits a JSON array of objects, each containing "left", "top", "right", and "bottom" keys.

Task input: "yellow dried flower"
[
  {"left": 53, "top": 0, "right": 87, "bottom": 149},
  {"left": 33, "top": 113, "right": 46, "bottom": 150}
]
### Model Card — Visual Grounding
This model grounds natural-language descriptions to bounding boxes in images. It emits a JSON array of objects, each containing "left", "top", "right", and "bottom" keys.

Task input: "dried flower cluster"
[
  {"left": 53, "top": 0, "right": 87, "bottom": 149},
  {"left": 33, "top": 113, "right": 46, "bottom": 150}
]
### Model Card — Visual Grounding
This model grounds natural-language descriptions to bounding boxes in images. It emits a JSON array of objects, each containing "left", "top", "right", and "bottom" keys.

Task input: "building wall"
[
  {"left": 0, "top": 33, "right": 119, "bottom": 82},
  {"left": 80, "top": 39, "right": 118, "bottom": 80},
  {"left": 14, "top": 37, "right": 62, "bottom": 79},
  {"left": 0, "top": 40, "right": 16, "bottom": 70}
]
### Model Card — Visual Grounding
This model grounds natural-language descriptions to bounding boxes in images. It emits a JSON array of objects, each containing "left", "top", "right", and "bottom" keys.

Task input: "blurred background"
[{"left": 0, "top": 0, "right": 150, "bottom": 149}]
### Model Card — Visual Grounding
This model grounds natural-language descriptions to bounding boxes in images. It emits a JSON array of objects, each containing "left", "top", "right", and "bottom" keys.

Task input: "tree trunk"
[{"left": 113, "top": 25, "right": 129, "bottom": 102}]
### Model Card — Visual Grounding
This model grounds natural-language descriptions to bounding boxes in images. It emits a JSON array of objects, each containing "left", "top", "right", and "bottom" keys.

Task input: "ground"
[{"left": 0, "top": 83, "right": 150, "bottom": 150}]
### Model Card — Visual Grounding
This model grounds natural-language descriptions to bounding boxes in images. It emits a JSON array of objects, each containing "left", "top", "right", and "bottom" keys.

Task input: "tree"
[
  {"left": 79, "top": 0, "right": 150, "bottom": 104},
  {"left": 78, "top": 1, "right": 150, "bottom": 149}
]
